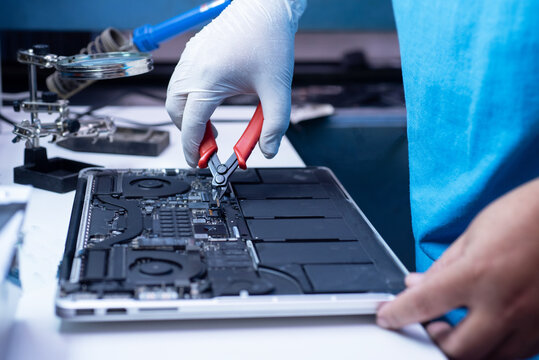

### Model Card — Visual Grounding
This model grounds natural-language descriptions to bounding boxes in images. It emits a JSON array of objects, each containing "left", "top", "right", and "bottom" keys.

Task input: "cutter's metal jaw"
[
  {"left": 207, "top": 153, "right": 239, "bottom": 201},
  {"left": 198, "top": 103, "right": 264, "bottom": 202}
]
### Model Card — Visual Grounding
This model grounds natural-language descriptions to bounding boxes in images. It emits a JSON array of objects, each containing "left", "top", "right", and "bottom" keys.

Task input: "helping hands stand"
[
  {"left": 12, "top": 44, "right": 97, "bottom": 193},
  {"left": 11, "top": 44, "right": 153, "bottom": 193}
]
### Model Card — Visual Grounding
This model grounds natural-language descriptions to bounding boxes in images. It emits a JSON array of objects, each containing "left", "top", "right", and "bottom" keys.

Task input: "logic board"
[{"left": 57, "top": 167, "right": 406, "bottom": 319}]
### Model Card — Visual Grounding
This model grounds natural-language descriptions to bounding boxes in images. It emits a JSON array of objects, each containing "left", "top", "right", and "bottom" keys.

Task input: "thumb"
[
  {"left": 256, "top": 84, "right": 292, "bottom": 159},
  {"left": 377, "top": 261, "right": 466, "bottom": 329}
]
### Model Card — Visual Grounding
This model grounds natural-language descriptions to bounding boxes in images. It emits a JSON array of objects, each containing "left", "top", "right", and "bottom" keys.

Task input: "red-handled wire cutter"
[{"left": 198, "top": 102, "right": 264, "bottom": 201}]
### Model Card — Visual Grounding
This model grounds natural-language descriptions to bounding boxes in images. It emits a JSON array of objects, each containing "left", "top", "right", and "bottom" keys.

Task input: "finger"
[
  {"left": 438, "top": 310, "right": 506, "bottom": 360},
  {"left": 181, "top": 90, "right": 225, "bottom": 167},
  {"left": 211, "top": 123, "right": 219, "bottom": 139},
  {"left": 405, "top": 272, "right": 425, "bottom": 288},
  {"left": 166, "top": 61, "right": 193, "bottom": 130},
  {"left": 256, "top": 83, "right": 292, "bottom": 159},
  {"left": 426, "top": 321, "right": 453, "bottom": 345},
  {"left": 377, "top": 262, "right": 467, "bottom": 329},
  {"left": 165, "top": 91, "right": 188, "bottom": 131},
  {"left": 425, "top": 235, "right": 466, "bottom": 277}
]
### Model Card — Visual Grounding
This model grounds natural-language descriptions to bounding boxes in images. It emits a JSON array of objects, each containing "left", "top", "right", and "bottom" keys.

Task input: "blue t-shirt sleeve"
[{"left": 391, "top": 0, "right": 539, "bottom": 273}]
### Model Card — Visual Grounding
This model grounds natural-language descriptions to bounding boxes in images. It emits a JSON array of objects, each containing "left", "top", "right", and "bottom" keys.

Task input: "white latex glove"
[{"left": 166, "top": 0, "right": 307, "bottom": 167}]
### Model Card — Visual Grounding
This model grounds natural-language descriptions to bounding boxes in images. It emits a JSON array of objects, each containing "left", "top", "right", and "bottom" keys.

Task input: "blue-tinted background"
[{"left": 0, "top": 0, "right": 396, "bottom": 31}]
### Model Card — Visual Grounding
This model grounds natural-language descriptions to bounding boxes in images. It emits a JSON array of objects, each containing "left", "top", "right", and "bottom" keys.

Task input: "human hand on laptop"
[
  {"left": 166, "top": 0, "right": 306, "bottom": 167},
  {"left": 376, "top": 178, "right": 539, "bottom": 360}
]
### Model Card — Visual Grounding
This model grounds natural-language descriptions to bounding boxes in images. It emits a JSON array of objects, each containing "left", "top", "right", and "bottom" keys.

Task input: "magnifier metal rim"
[{"left": 56, "top": 52, "right": 153, "bottom": 80}]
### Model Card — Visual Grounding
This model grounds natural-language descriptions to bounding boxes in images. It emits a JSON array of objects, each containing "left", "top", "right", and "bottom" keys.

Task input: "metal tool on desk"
[
  {"left": 10, "top": 45, "right": 153, "bottom": 193},
  {"left": 12, "top": 46, "right": 153, "bottom": 146},
  {"left": 198, "top": 102, "right": 264, "bottom": 201}
]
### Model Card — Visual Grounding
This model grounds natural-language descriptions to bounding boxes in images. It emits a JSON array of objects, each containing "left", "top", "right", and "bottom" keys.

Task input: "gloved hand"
[{"left": 166, "top": 0, "right": 307, "bottom": 167}]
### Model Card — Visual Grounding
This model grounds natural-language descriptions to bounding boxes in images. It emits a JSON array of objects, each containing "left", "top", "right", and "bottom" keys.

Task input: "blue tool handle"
[{"left": 133, "top": 0, "right": 232, "bottom": 52}]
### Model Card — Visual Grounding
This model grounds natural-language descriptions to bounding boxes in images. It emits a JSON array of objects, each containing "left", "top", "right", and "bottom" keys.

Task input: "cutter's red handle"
[
  {"left": 198, "top": 121, "right": 218, "bottom": 168},
  {"left": 234, "top": 102, "right": 264, "bottom": 170}
]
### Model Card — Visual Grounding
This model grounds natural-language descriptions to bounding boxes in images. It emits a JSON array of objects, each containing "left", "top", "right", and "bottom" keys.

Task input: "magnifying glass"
[{"left": 56, "top": 52, "right": 154, "bottom": 80}]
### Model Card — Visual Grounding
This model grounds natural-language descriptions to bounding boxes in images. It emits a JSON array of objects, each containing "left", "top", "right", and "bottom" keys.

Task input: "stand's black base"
[{"left": 14, "top": 147, "right": 98, "bottom": 193}]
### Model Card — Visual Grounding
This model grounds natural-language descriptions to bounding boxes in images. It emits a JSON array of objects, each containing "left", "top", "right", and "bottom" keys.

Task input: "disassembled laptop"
[{"left": 57, "top": 167, "right": 406, "bottom": 320}]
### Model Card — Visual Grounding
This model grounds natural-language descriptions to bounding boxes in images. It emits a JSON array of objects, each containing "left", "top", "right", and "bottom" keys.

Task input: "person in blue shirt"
[{"left": 165, "top": 1, "right": 539, "bottom": 358}]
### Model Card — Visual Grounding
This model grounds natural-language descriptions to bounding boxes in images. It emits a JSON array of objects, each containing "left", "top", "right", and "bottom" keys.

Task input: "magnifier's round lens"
[{"left": 56, "top": 52, "right": 153, "bottom": 80}]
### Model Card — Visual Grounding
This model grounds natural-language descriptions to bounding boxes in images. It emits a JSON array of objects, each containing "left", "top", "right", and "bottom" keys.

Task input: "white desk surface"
[{"left": 0, "top": 106, "right": 445, "bottom": 360}]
